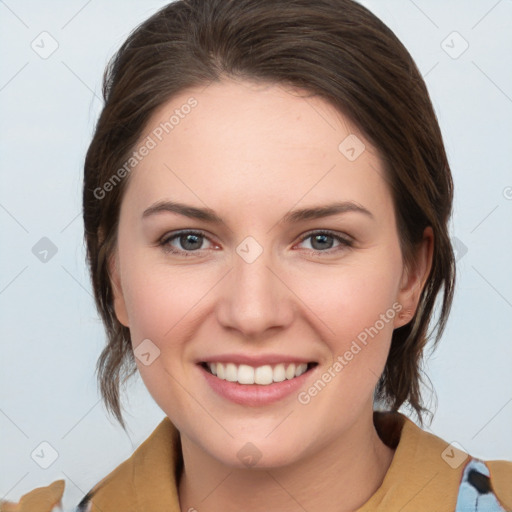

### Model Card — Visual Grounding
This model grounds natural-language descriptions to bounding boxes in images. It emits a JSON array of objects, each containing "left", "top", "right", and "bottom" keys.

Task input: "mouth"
[{"left": 199, "top": 361, "right": 318, "bottom": 385}]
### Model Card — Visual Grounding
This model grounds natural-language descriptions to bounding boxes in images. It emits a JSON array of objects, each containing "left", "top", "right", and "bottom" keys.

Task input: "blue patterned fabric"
[{"left": 455, "top": 458, "right": 509, "bottom": 511}]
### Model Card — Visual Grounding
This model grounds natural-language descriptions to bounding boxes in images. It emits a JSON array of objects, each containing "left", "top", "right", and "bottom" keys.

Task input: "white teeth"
[
  {"left": 285, "top": 364, "right": 296, "bottom": 380},
  {"left": 238, "top": 364, "right": 255, "bottom": 384},
  {"left": 273, "top": 363, "right": 286, "bottom": 382},
  {"left": 225, "top": 363, "right": 238, "bottom": 382},
  {"left": 205, "top": 362, "right": 311, "bottom": 385},
  {"left": 254, "top": 365, "right": 273, "bottom": 385},
  {"left": 295, "top": 363, "right": 308, "bottom": 377}
]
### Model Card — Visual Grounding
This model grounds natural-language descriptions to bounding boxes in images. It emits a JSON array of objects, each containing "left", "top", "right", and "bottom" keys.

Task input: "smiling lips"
[{"left": 198, "top": 357, "right": 318, "bottom": 406}]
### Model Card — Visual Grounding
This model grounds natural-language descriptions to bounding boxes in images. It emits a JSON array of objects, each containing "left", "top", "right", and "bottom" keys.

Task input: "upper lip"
[{"left": 197, "top": 354, "right": 317, "bottom": 366}]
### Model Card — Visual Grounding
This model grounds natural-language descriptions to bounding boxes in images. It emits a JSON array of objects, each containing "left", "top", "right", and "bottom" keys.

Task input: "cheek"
[
  {"left": 119, "top": 259, "right": 207, "bottom": 413},
  {"left": 120, "top": 253, "right": 205, "bottom": 344},
  {"left": 324, "top": 261, "right": 401, "bottom": 331},
  {"left": 315, "top": 259, "right": 402, "bottom": 384}
]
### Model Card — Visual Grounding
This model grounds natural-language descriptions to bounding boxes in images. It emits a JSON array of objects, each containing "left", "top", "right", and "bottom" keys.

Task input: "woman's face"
[{"left": 110, "top": 79, "right": 430, "bottom": 468}]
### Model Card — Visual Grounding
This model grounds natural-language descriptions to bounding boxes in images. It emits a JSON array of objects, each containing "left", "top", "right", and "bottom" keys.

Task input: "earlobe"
[
  {"left": 394, "top": 227, "right": 434, "bottom": 328},
  {"left": 108, "top": 251, "right": 130, "bottom": 327}
]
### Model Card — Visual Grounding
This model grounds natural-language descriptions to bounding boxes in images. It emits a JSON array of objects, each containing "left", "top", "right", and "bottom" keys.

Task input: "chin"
[{"left": 210, "top": 439, "right": 305, "bottom": 470}]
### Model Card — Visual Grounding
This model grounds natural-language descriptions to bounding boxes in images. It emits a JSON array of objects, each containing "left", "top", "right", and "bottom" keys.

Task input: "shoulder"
[
  {"left": 78, "top": 415, "right": 181, "bottom": 511},
  {"left": 0, "top": 416, "right": 180, "bottom": 512},
  {"left": 0, "top": 458, "right": 139, "bottom": 512},
  {"left": 370, "top": 411, "right": 512, "bottom": 511},
  {"left": 79, "top": 417, "right": 182, "bottom": 512},
  {"left": 410, "top": 419, "right": 512, "bottom": 511},
  {"left": 0, "top": 480, "right": 65, "bottom": 512},
  {"left": 413, "top": 422, "right": 512, "bottom": 509}
]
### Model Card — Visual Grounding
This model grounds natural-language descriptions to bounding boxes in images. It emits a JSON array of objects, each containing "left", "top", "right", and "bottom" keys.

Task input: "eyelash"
[{"left": 158, "top": 229, "right": 353, "bottom": 257}]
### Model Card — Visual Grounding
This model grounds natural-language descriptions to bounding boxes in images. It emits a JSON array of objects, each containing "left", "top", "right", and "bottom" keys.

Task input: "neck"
[{"left": 178, "top": 409, "right": 395, "bottom": 512}]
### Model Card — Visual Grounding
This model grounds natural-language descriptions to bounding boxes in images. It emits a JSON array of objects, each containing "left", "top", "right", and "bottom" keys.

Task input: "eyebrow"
[{"left": 142, "top": 200, "right": 373, "bottom": 224}]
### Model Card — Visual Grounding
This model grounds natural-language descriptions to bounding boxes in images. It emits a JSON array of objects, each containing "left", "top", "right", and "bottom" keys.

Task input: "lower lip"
[{"left": 199, "top": 364, "right": 316, "bottom": 406}]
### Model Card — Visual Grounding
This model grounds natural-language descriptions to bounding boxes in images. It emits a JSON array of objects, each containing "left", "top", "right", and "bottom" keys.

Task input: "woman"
[{"left": 2, "top": 0, "right": 510, "bottom": 511}]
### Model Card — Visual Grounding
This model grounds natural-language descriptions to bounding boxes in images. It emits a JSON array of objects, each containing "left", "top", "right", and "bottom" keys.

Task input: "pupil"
[
  {"left": 312, "top": 234, "right": 332, "bottom": 250},
  {"left": 182, "top": 234, "right": 201, "bottom": 250}
]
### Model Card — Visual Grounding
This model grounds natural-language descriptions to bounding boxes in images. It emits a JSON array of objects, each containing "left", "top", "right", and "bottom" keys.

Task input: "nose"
[{"left": 216, "top": 239, "right": 294, "bottom": 338}]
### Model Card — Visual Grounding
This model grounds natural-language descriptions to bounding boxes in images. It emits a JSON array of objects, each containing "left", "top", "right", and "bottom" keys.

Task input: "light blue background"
[{"left": 1, "top": 1, "right": 511, "bottom": 509}]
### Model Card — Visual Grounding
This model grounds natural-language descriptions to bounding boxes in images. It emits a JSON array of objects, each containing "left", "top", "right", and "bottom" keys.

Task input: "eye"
[
  {"left": 296, "top": 230, "right": 353, "bottom": 255},
  {"left": 159, "top": 230, "right": 214, "bottom": 256},
  {"left": 158, "top": 229, "right": 353, "bottom": 257}
]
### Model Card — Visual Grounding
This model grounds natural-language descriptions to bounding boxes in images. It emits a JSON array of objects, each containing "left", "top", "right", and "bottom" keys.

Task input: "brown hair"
[{"left": 83, "top": 0, "right": 455, "bottom": 430}]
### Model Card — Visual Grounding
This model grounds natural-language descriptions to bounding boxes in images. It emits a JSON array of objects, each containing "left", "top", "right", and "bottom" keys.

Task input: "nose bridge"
[{"left": 219, "top": 234, "right": 291, "bottom": 336}]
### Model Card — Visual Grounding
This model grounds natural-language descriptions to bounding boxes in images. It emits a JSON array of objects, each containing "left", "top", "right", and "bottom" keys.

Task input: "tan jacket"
[{"left": 2, "top": 412, "right": 511, "bottom": 511}]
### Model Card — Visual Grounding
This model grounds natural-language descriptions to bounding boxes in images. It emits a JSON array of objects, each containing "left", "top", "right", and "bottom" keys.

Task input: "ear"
[
  {"left": 394, "top": 226, "right": 434, "bottom": 328},
  {"left": 108, "top": 250, "right": 130, "bottom": 327}
]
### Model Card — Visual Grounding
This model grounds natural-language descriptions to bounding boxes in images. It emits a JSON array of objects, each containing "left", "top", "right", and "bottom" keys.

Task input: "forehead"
[
  {"left": 145, "top": 79, "right": 363, "bottom": 161},
  {"left": 121, "top": 78, "right": 391, "bottom": 220}
]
